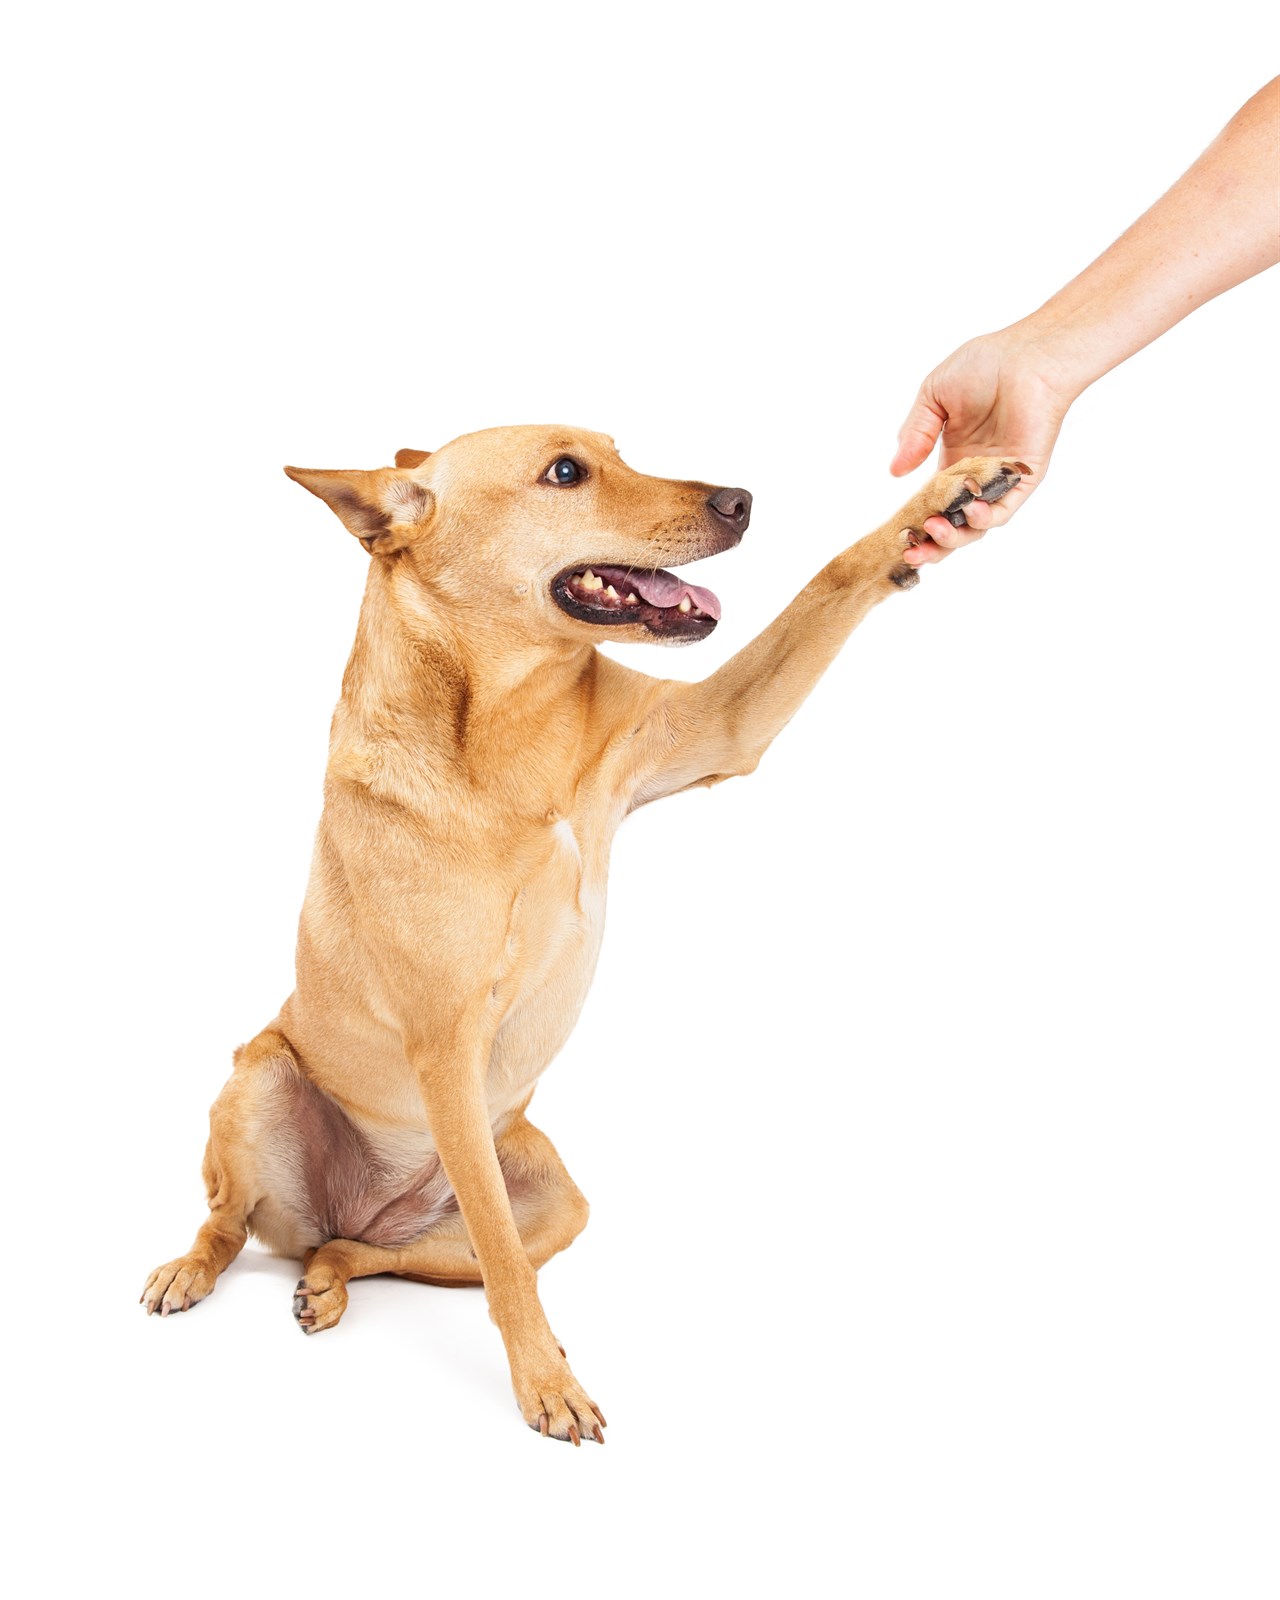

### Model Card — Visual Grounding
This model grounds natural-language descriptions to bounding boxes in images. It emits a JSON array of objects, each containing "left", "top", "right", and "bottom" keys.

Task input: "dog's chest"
[{"left": 484, "top": 811, "right": 608, "bottom": 1112}]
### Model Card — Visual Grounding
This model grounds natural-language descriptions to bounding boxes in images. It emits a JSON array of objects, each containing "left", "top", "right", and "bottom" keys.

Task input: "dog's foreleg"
[
  {"left": 408, "top": 1025, "right": 605, "bottom": 1445},
  {"left": 628, "top": 458, "right": 1025, "bottom": 802}
]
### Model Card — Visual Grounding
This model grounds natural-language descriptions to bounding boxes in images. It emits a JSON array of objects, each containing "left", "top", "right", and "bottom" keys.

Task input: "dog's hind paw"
[
  {"left": 140, "top": 1255, "right": 217, "bottom": 1316},
  {"left": 292, "top": 1268, "right": 349, "bottom": 1334}
]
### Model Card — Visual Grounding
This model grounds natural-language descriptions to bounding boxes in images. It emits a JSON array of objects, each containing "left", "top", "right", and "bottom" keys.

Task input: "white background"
[{"left": 4, "top": 6, "right": 1277, "bottom": 1599}]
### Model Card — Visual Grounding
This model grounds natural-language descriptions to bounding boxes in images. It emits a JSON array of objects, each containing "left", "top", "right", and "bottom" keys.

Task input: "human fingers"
[
  {"left": 900, "top": 467, "right": 1040, "bottom": 564},
  {"left": 890, "top": 390, "right": 946, "bottom": 476},
  {"left": 900, "top": 515, "right": 986, "bottom": 566},
  {"left": 957, "top": 497, "right": 994, "bottom": 532}
]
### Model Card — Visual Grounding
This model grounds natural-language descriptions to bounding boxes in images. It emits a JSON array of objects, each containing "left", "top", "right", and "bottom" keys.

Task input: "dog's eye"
[{"left": 545, "top": 457, "right": 584, "bottom": 486}]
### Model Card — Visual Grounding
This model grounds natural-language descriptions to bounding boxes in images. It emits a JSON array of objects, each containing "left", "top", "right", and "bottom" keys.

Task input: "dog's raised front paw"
[
  {"left": 935, "top": 458, "right": 1028, "bottom": 527},
  {"left": 881, "top": 457, "right": 1028, "bottom": 588}
]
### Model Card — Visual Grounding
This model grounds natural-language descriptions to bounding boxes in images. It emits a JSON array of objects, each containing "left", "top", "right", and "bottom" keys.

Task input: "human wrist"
[
  {"left": 972, "top": 312, "right": 1088, "bottom": 419},
  {"left": 1001, "top": 308, "right": 1101, "bottom": 407}
]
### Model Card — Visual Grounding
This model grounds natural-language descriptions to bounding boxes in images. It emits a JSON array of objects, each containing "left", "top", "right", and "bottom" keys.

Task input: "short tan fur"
[{"left": 142, "top": 424, "right": 1025, "bottom": 1444}]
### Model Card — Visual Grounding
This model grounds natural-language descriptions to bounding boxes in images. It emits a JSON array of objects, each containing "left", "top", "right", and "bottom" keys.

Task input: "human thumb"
[{"left": 890, "top": 392, "right": 945, "bottom": 476}]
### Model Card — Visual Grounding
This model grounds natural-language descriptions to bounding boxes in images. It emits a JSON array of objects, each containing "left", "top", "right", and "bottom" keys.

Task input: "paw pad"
[{"left": 941, "top": 463, "right": 1025, "bottom": 527}]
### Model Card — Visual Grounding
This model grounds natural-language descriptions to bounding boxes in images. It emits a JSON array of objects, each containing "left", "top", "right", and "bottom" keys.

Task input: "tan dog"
[{"left": 141, "top": 425, "right": 1025, "bottom": 1444}]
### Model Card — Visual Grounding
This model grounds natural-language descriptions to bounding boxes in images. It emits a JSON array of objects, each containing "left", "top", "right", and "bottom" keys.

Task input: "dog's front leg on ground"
[{"left": 408, "top": 1031, "right": 605, "bottom": 1445}]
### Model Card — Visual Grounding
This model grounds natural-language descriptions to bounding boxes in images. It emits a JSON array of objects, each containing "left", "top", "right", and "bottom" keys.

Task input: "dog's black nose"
[{"left": 707, "top": 487, "right": 752, "bottom": 534}]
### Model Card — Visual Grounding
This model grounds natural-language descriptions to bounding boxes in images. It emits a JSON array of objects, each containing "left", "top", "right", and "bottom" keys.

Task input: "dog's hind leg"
[
  {"left": 140, "top": 1029, "right": 296, "bottom": 1316},
  {"left": 291, "top": 1107, "right": 590, "bottom": 1332}
]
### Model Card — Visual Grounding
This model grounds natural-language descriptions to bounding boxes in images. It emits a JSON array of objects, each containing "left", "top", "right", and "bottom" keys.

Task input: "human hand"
[{"left": 890, "top": 328, "right": 1075, "bottom": 566}]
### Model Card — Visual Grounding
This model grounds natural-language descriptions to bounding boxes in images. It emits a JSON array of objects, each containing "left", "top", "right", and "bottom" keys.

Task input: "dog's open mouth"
[{"left": 551, "top": 564, "right": 721, "bottom": 640}]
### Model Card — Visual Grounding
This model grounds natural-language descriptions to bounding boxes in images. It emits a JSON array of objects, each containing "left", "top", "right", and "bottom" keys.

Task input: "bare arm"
[{"left": 891, "top": 77, "right": 1280, "bottom": 564}]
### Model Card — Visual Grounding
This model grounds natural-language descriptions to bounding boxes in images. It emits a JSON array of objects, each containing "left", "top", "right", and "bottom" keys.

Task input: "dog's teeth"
[
  {"left": 605, "top": 585, "right": 619, "bottom": 599},
  {"left": 581, "top": 571, "right": 603, "bottom": 592},
  {"left": 624, "top": 593, "right": 639, "bottom": 605},
  {"left": 678, "top": 597, "right": 692, "bottom": 613}
]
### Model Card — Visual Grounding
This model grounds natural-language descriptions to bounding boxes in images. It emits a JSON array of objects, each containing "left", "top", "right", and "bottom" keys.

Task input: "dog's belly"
[
  {"left": 254, "top": 1068, "right": 459, "bottom": 1251},
  {"left": 246, "top": 1062, "right": 548, "bottom": 1255}
]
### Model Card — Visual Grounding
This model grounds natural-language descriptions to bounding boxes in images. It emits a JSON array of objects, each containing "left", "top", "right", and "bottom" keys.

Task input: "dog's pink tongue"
[{"left": 632, "top": 569, "right": 721, "bottom": 620}]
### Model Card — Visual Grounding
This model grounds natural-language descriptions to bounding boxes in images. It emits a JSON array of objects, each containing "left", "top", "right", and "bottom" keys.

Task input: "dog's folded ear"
[
  {"left": 284, "top": 465, "right": 434, "bottom": 555},
  {"left": 394, "top": 448, "right": 432, "bottom": 469}
]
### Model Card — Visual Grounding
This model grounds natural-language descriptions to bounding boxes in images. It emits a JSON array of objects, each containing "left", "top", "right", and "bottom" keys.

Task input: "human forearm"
[
  {"left": 890, "top": 77, "right": 1279, "bottom": 561},
  {"left": 1013, "top": 77, "right": 1280, "bottom": 398}
]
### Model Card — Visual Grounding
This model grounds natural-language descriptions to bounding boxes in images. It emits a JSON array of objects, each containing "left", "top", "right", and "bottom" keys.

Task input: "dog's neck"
[{"left": 329, "top": 557, "right": 600, "bottom": 803}]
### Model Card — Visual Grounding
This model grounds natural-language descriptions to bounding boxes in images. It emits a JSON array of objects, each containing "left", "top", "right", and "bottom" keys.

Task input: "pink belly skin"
[{"left": 275, "top": 1071, "right": 459, "bottom": 1248}]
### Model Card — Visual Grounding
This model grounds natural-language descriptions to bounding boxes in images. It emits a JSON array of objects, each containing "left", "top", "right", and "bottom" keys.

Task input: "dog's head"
[{"left": 286, "top": 425, "right": 750, "bottom": 646}]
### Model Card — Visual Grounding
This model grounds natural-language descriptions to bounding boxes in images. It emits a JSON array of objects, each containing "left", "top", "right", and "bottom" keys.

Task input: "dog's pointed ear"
[
  {"left": 284, "top": 465, "right": 434, "bottom": 555},
  {"left": 394, "top": 448, "right": 432, "bottom": 469}
]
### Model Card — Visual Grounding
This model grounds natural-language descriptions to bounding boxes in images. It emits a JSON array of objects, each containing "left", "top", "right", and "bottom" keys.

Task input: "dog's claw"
[
  {"left": 942, "top": 463, "right": 1025, "bottom": 526},
  {"left": 941, "top": 487, "right": 974, "bottom": 527},
  {"left": 290, "top": 1269, "right": 349, "bottom": 1333},
  {"left": 986, "top": 463, "right": 1026, "bottom": 499},
  {"left": 528, "top": 1403, "right": 598, "bottom": 1444},
  {"left": 141, "top": 1254, "right": 218, "bottom": 1318}
]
